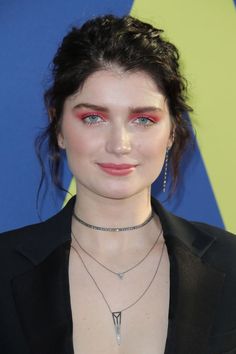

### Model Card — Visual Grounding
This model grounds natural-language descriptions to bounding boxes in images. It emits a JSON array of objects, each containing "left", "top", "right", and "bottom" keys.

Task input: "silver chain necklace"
[
  {"left": 73, "top": 211, "right": 153, "bottom": 232},
  {"left": 71, "top": 228, "right": 163, "bottom": 279},
  {"left": 71, "top": 236, "right": 165, "bottom": 345}
]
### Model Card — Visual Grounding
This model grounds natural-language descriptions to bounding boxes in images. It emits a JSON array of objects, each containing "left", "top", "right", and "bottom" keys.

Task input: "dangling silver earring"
[{"left": 163, "top": 148, "right": 169, "bottom": 193}]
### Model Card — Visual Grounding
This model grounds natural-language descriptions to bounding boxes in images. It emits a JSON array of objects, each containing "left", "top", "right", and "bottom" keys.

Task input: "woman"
[{"left": 0, "top": 15, "right": 236, "bottom": 354}]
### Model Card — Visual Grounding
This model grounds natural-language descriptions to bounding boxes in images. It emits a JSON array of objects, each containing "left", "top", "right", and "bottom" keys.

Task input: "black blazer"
[{"left": 1, "top": 196, "right": 236, "bottom": 354}]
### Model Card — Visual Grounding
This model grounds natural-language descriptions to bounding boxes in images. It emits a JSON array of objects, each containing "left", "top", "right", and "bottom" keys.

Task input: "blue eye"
[
  {"left": 134, "top": 117, "right": 155, "bottom": 126},
  {"left": 83, "top": 115, "right": 104, "bottom": 124}
]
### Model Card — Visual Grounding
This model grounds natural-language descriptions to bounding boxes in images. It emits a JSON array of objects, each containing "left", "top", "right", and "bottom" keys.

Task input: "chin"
[
  {"left": 97, "top": 191, "right": 133, "bottom": 200},
  {"left": 95, "top": 185, "right": 147, "bottom": 201}
]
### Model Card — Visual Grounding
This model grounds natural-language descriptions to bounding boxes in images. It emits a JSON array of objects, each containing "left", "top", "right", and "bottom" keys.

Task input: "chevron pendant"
[{"left": 112, "top": 311, "right": 122, "bottom": 345}]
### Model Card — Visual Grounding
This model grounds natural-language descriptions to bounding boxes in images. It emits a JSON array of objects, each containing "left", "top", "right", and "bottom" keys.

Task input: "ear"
[
  {"left": 57, "top": 132, "right": 65, "bottom": 149},
  {"left": 167, "top": 129, "right": 175, "bottom": 149}
]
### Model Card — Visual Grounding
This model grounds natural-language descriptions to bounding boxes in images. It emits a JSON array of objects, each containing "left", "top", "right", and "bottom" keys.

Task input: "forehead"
[{"left": 66, "top": 69, "right": 167, "bottom": 111}]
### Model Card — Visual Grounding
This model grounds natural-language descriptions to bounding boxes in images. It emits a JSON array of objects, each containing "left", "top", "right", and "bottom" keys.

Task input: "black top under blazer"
[{"left": 0, "top": 196, "right": 236, "bottom": 354}]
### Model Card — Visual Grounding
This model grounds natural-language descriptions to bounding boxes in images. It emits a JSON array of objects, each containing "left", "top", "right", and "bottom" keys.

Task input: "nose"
[{"left": 105, "top": 125, "right": 132, "bottom": 155}]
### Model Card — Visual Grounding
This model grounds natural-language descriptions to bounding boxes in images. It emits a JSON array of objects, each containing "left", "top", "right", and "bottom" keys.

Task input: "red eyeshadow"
[
  {"left": 129, "top": 113, "right": 161, "bottom": 122},
  {"left": 75, "top": 111, "right": 108, "bottom": 121}
]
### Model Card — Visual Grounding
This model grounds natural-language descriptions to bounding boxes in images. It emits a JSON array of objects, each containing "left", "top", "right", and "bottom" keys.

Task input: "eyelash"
[
  {"left": 76, "top": 113, "right": 159, "bottom": 127},
  {"left": 82, "top": 114, "right": 106, "bottom": 125},
  {"left": 132, "top": 116, "right": 159, "bottom": 126},
  {"left": 76, "top": 113, "right": 107, "bottom": 126}
]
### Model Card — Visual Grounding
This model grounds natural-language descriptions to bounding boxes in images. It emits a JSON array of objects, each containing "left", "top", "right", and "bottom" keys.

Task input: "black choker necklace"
[{"left": 73, "top": 211, "right": 153, "bottom": 232}]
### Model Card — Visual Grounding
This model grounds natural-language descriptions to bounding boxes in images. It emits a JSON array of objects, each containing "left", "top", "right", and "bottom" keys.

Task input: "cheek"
[
  {"left": 66, "top": 134, "right": 92, "bottom": 155},
  {"left": 136, "top": 138, "right": 167, "bottom": 161},
  {"left": 60, "top": 120, "right": 89, "bottom": 154}
]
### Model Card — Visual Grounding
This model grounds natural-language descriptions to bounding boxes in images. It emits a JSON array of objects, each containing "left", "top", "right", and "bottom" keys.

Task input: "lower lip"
[{"left": 98, "top": 165, "right": 136, "bottom": 176}]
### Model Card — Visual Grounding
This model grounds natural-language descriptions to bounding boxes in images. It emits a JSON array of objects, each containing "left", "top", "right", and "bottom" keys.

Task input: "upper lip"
[{"left": 97, "top": 163, "right": 137, "bottom": 169}]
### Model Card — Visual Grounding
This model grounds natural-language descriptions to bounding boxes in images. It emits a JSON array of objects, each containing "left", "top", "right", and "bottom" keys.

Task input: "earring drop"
[{"left": 163, "top": 148, "right": 169, "bottom": 193}]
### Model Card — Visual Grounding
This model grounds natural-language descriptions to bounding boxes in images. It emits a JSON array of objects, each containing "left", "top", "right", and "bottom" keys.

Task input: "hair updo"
[{"left": 37, "top": 14, "right": 193, "bottom": 193}]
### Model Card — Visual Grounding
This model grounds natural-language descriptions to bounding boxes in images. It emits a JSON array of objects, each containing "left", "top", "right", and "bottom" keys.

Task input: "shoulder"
[
  {"left": 0, "top": 213, "right": 57, "bottom": 248},
  {"left": 172, "top": 216, "right": 236, "bottom": 275},
  {"left": 152, "top": 197, "right": 236, "bottom": 269},
  {"left": 191, "top": 221, "right": 236, "bottom": 269},
  {"left": 0, "top": 196, "right": 75, "bottom": 245},
  {"left": 190, "top": 220, "right": 235, "bottom": 240},
  {"left": 0, "top": 220, "right": 45, "bottom": 250},
  {"left": 171, "top": 214, "right": 236, "bottom": 266},
  {"left": 0, "top": 197, "right": 75, "bottom": 273},
  {"left": 0, "top": 219, "right": 50, "bottom": 276},
  {"left": 183, "top": 218, "right": 236, "bottom": 250}
]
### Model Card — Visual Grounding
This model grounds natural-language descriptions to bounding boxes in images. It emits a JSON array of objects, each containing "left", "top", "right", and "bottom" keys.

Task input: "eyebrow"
[
  {"left": 73, "top": 103, "right": 109, "bottom": 112},
  {"left": 130, "top": 106, "right": 163, "bottom": 113},
  {"left": 73, "top": 103, "right": 163, "bottom": 113}
]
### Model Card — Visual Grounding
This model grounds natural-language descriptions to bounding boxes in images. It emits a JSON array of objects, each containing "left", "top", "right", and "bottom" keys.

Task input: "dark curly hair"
[{"left": 36, "top": 14, "right": 193, "bottom": 195}]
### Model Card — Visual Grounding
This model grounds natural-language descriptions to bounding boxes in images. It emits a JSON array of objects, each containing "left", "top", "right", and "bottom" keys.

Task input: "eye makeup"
[
  {"left": 129, "top": 112, "right": 161, "bottom": 123},
  {"left": 75, "top": 111, "right": 108, "bottom": 122},
  {"left": 73, "top": 108, "right": 161, "bottom": 125}
]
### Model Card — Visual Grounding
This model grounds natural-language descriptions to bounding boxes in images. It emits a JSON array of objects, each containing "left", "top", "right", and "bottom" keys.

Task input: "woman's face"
[{"left": 58, "top": 69, "right": 173, "bottom": 200}]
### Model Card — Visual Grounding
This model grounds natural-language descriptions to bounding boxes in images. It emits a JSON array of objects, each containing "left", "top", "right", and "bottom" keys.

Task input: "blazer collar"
[
  {"left": 13, "top": 196, "right": 225, "bottom": 354},
  {"left": 15, "top": 195, "right": 217, "bottom": 265},
  {"left": 150, "top": 199, "right": 225, "bottom": 353},
  {"left": 151, "top": 197, "right": 217, "bottom": 258},
  {"left": 14, "top": 196, "right": 75, "bottom": 266}
]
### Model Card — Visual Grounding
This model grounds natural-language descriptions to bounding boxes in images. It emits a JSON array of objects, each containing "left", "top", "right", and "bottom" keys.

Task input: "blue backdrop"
[{"left": 0, "top": 0, "right": 230, "bottom": 232}]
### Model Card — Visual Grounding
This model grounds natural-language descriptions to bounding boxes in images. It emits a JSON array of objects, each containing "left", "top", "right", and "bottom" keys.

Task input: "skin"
[
  {"left": 58, "top": 68, "right": 173, "bottom": 235},
  {"left": 59, "top": 68, "right": 172, "bottom": 353}
]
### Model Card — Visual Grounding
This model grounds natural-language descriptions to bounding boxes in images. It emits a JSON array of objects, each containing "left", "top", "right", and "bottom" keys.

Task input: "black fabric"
[
  {"left": 11, "top": 244, "right": 72, "bottom": 354},
  {"left": 0, "top": 196, "right": 236, "bottom": 354}
]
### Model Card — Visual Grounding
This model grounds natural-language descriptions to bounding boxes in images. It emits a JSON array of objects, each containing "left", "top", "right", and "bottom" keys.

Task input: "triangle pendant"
[
  {"left": 117, "top": 273, "right": 124, "bottom": 279},
  {"left": 112, "top": 311, "right": 122, "bottom": 345}
]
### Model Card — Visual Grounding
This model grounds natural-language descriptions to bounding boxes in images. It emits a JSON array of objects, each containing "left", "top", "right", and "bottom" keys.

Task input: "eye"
[
  {"left": 82, "top": 114, "right": 105, "bottom": 125},
  {"left": 133, "top": 116, "right": 158, "bottom": 126}
]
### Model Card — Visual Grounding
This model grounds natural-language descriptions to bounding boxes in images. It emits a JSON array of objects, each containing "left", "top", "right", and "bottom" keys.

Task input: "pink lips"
[{"left": 97, "top": 163, "right": 137, "bottom": 176}]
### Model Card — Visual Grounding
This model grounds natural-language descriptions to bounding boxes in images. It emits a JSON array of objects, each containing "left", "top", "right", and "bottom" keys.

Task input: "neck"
[
  {"left": 73, "top": 189, "right": 152, "bottom": 229},
  {"left": 71, "top": 188, "right": 158, "bottom": 254}
]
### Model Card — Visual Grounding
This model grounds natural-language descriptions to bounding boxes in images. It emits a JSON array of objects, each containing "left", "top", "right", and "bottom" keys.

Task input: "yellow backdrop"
[{"left": 131, "top": 0, "right": 236, "bottom": 232}]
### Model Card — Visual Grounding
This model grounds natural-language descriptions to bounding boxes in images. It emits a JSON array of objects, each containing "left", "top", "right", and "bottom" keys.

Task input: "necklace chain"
[
  {"left": 73, "top": 211, "right": 153, "bottom": 232},
  {"left": 71, "top": 238, "right": 165, "bottom": 314},
  {"left": 71, "top": 233, "right": 165, "bottom": 345},
  {"left": 71, "top": 228, "right": 163, "bottom": 279}
]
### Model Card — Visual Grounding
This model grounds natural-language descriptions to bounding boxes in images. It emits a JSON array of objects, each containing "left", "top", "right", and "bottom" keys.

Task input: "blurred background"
[{"left": 0, "top": 0, "right": 235, "bottom": 233}]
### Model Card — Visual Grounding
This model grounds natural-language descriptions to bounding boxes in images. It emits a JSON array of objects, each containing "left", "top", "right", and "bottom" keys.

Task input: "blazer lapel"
[
  {"left": 11, "top": 198, "right": 76, "bottom": 354},
  {"left": 11, "top": 242, "right": 74, "bottom": 354},
  {"left": 152, "top": 199, "right": 226, "bottom": 354},
  {"left": 11, "top": 196, "right": 226, "bottom": 354},
  {"left": 164, "top": 237, "right": 225, "bottom": 354}
]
